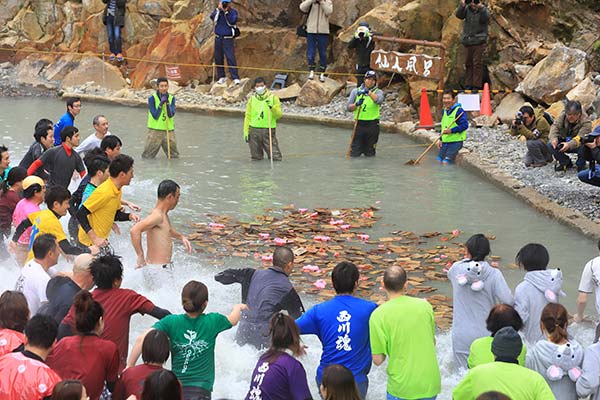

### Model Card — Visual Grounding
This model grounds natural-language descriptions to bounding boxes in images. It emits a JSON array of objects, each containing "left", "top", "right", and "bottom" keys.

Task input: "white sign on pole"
[{"left": 457, "top": 93, "right": 480, "bottom": 111}]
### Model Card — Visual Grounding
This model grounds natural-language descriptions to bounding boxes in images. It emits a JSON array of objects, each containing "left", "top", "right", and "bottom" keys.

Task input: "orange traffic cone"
[
  {"left": 480, "top": 83, "right": 492, "bottom": 116},
  {"left": 418, "top": 87, "right": 434, "bottom": 129}
]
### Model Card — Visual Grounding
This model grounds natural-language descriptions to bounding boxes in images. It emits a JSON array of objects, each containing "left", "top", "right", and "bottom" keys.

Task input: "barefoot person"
[{"left": 130, "top": 179, "right": 192, "bottom": 268}]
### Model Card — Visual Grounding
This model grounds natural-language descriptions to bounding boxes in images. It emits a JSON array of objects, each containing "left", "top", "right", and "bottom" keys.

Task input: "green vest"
[
  {"left": 147, "top": 93, "right": 174, "bottom": 131},
  {"left": 354, "top": 89, "right": 381, "bottom": 121},
  {"left": 248, "top": 94, "right": 276, "bottom": 129},
  {"left": 441, "top": 106, "right": 466, "bottom": 143}
]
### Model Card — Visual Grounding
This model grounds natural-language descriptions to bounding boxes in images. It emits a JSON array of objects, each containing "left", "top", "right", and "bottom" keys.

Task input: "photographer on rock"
[
  {"left": 508, "top": 105, "right": 553, "bottom": 167},
  {"left": 577, "top": 126, "right": 600, "bottom": 187},
  {"left": 455, "top": 0, "right": 490, "bottom": 90},
  {"left": 548, "top": 100, "right": 592, "bottom": 172}
]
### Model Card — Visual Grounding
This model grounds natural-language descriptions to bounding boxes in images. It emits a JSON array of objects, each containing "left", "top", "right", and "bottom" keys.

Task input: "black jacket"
[
  {"left": 215, "top": 267, "right": 305, "bottom": 349},
  {"left": 102, "top": 0, "right": 127, "bottom": 27},
  {"left": 455, "top": 4, "right": 490, "bottom": 46},
  {"left": 348, "top": 36, "right": 375, "bottom": 68}
]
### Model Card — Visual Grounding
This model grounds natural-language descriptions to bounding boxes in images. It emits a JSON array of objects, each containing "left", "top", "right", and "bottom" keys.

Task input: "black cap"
[{"left": 491, "top": 326, "right": 522, "bottom": 359}]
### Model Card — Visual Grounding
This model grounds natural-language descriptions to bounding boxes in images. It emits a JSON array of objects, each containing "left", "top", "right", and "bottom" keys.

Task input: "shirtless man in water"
[{"left": 130, "top": 179, "right": 192, "bottom": 268}]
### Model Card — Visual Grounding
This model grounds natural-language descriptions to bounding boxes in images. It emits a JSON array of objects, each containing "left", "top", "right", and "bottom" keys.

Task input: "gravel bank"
[{"left": 466, "top": 126, "right": 600, "bottom": 222}]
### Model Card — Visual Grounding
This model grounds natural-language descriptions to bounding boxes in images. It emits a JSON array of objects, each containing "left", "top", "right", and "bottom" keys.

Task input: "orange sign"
[{"left": 370, "top": 50, "right": 442, "bottom": 79}]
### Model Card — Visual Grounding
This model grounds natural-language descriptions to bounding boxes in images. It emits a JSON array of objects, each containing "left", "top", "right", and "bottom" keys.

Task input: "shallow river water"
[{"left": 0, "top": 97, "right": 598, "bottom": 398}]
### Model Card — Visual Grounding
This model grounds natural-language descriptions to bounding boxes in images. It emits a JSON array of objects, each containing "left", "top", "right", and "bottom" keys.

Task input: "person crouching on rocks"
[
  {"left": 102, "top": 0, "right": 127, "bottom": 62},
  {"left": 548, "top": 100, "right": 591, "bottom": 172},
  {"left": 243, "top": 77, "right": 283, "bottom": 161},
  {"left": 346, "top": 71, "right": 384, "bottom": 157},
  {"left": 577, "top": 126, "right": 600, "bottom": 188},
  {"left": 437, "top": 90, "right": 469, "bottom": 164},
  {"left": 508, "top": 105, "right": 553, "bottom": 167}
]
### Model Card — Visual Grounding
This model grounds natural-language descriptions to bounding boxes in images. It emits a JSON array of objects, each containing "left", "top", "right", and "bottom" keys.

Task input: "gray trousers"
[
  {"left": 248, "top": 127, "right": 282, "bottom": 161},
  {"left": 142, "top": 128, "right": 179, "bottom": 159},
  {"left": 524, "top": 139, "right": 553, "bottom": 166}
]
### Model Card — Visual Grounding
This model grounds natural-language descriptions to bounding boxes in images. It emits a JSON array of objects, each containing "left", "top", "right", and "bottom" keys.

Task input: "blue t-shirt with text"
[{"left": 296, "top": 295, "right": 377, "bottom": 384}]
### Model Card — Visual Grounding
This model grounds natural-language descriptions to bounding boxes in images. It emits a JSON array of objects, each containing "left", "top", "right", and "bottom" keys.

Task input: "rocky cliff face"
[{"left": 0, "top": 0, "right": 599, "bottom": 106}]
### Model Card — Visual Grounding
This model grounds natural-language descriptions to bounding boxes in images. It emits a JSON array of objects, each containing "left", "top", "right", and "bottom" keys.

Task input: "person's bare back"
[{"left": 145, "top": 208, "right": 173, "bottom": 265}]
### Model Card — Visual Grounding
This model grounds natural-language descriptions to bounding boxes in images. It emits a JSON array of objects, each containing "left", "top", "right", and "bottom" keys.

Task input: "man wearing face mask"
[
  {"left": 210, "top": 0, "right": 240, "bottom": 85},
  {"left": 346, "top": 71, "right": 384, "bottom": 157},
  {"left": 348, "top": 22, "right": 375, "bottom": 87},
  {"left": 243, "top": 77, "right": 283, "bottom": 161}
]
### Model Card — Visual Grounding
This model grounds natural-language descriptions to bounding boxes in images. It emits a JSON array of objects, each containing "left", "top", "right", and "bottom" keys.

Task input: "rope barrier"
[
  {"left": 0, "top": 47, "right": 515, "bottom": 93},
  {"left": 0, "top": 46, "right": 363, "bottom": 77}
]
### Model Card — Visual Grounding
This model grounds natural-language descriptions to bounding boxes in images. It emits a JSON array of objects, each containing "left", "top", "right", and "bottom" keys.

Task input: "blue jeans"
[
  {"left": 547, "top": 140, "right": 586, "bottom": 169},
  {"left": 105, "top": 15, "right": 122, "bottom": 54},
  {"left": 214, "top": 36, "right": 239, "bottom": 80},
  {"left": 437, "top": 141, "right": 463, "bottom": 163},
  {"left": 387, "top": 394, "right": 436, "bottom": 400},
  {"left": 307, "top": 33, "right": 328, "bottom": 71},
  {"left": 578, "top": 165, "right": 600, "bottom": 187}
]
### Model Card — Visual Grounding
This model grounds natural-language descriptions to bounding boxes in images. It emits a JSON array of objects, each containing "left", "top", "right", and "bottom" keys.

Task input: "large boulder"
[
  {"left": 296, "top": 78, "right": 345, "bottom": 107},
  {"left": 566, "top": 76, "right": 600, "bottom": 113},
  {"left": 15, "top": 55, "right": 55, "bottom": 89},
  {"left": 9, "top": 8, "right": 44, "bottom": 41},
  {"left": 61, "top": 55, "right": 127, "bottom": 90},
  {"left": 495, "top": 92, "right": 525, "bottom": 124},
  {"left": 272, "top": 83, "right": 302, "bottom": 101},
  {"left": 223, "top": 78, "right": 252, "bottom": 103},
  {"left": 517, "top": 45, "right": 587, "bottom": 104}
]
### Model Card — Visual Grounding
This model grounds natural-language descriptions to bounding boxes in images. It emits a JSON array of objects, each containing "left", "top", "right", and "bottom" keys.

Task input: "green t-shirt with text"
[
  {"left": 153, "top": 313, "right": 232, "bottom": 391},
  {"left": 468, "top": 336, "right": 527, "bottom": 369},
  {"left": 369, "top": 295, "right": 441, "bottom": 399},
  {"left": 453, "top": 361, "right": 555, "bottom": 400}
]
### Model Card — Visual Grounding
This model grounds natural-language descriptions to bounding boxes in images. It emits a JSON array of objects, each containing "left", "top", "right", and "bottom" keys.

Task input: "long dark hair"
[
  {"left": 2, "top": 167, "right": 26, "bottom": 196},
  {"left": 262, "top": 312, "right": 304, "bottom": 364},
  {"left": 0, "top": 290, "right": 29, "bottom": 332},
  {"left": 321, "top": 364, "right": 361, "bottom": 400},
  {"left": 541, "top": 303, "right": 569, "bottom": 344},
  {"left": 73, "top": 290, "right": 103, "bottom": 337},
  {"left": 51, "top": 380, "right": 84, "bottom": 400},
  {"left": 141, "top": 369, "right": 182, "bottom": 400}
]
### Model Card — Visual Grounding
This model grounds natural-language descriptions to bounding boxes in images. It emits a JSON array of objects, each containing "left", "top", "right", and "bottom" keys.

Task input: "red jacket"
[
  {"left": 0, "top": 351, "right": 61, "bottom": 399},
  {"left": 0, "top": 329, "right": 25, "bottom": 357}
]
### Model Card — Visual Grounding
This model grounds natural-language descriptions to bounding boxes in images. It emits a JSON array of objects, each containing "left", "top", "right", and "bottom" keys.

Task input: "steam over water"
[{"left": 0, "top": 97, "right": 598, "bottom": 398}]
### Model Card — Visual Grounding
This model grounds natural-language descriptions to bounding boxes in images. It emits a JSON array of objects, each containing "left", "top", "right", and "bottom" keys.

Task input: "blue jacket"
[
  {"left": 53, "top": 112, "right": 74, "bottom": 146},
  {"left": 446, "top": 103, "right": 469, "bottom": 133},
  {"left": 209, "top": 7, "right": 238, "bottom": 37}
]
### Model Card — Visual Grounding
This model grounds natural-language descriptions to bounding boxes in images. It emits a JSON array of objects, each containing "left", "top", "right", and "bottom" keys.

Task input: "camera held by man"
[
  {"left": 508, "top": 105, "right": 553, "bottom": 167},
  {"left": 577, "top": 126, "right": 600, "bottom": 187}
]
